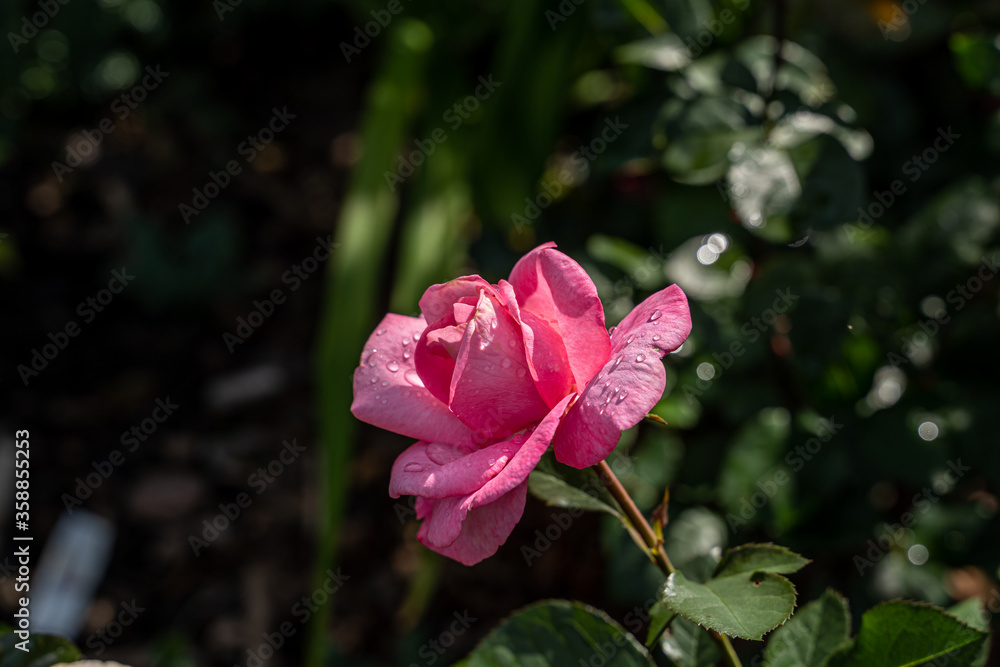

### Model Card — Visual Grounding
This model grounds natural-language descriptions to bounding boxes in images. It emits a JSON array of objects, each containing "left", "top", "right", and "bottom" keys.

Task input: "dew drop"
[
  {"left": 402, "top": 351, "right": 411, "bottom": 360},
  {"left": 375, "top": 394, "right": 381, "bottom": 400},
  {"left": 413, "top": 332, "right": 421, "bottom": 342},
  {"left": 381, "top": 380, "right": 389, "bottom": 387},
  {"left": 387, "top": 360, "right": 400, "bottom": 372},
  {"left": 381, "top": 399, "right": 388, "bottom": 405},
  {"left": 636, "top": 354, "right": 645, "bottom": 362},
  {"left": 649, "top": 309, "right": 662, "bottom": 322},
  {"left": 404, "top": 369, "right": 424, "bottom": 387},
  {"left": 370, "top": 377, "right": 378, "bottom": 384},
  {"left": 507, "top": 338, "right": 518, "bottom": 347},
  {"left": 403, "top": 462, "right": 425, "bottom": 473},
  {"left": 652, "top": 334, "right": 661, "bottom": 342},
  {"left": 609, "top": 326, "right": 617, "bottom": 336},
  {"left": 488, "top": 458, "right": 496, "bottom": 466},
  {"left": 501, "top": 447, "right": 511, "bottom": 454},
  {"left": 613, "top": 355, "right": 623, "bottom": 368},
  {"left": 402, "top": 337, "right": 411, "bottom": 347},
  {"left": 501, "top": 359, "right": 512, "bottom": 369},
  {"left": 618, "top": 389, "right": 629, "bottom": 401},
  {"left": 376, "top": 327, "right": 386, "bottom": 336},
  {"left": 516, "top": 368, "right": 526, "bottom": 378},
  {"left": 627, "top": 335, "right": 635, "bottom": 344}
]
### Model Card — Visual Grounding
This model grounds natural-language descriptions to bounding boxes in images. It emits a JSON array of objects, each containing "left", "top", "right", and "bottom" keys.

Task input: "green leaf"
[
  {"left": 0, "top": 626, "right": 82, "bottom": 667},
  {"left": 660, "top": 570, "right": 797, "bottom": 641},
  {"left": 947, "top": 598, "right": 991, "bottom": 667},
  {"left": 661, "top": 617, "right": 721, "bottom": 667},
  {"left": 828, "top": 600, "right": 989, "bottom": 667},
  {"left": 456, "top": 600, "right": 655, "bottom": 667},
  {"left": 714, "top": 544, "right": 810, "bottom": 578},
  {"left": 763, "top": 589, "right": 850, "bottom": 667},
  {"left": 529, "top": 453, "right": 623, "bottom": 518},
  {"left": 645, "top": 601, "right": 676, "bottom": 648}
]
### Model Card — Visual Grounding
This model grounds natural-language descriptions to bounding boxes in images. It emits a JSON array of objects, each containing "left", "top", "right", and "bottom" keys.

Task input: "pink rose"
[{"left": 351, "top": 242, "right": 691, "bottom": 565}]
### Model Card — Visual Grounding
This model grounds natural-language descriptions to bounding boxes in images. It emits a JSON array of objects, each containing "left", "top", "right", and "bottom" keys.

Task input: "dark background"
[{"left": 2, "top": 0, "right": 1000, "bottom": 665}]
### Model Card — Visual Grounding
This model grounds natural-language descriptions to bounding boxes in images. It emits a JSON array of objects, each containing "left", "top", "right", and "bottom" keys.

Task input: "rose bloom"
[{"left": 352, "top": 242, "right": 691, "bottom": 564}]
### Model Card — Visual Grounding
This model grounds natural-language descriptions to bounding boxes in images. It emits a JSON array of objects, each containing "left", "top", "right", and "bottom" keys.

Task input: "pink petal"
[
  {"left": 465, "top": 393, "right": 573, "bottom": 506},
  {"left": 390, "top": 394, "right": 571, "bottom": 501},
  {"left": 419, "top": 276, "right": 496, "bottom": 324},
  {"left": 388, "top": 438, "right": 512, "bottom": 500},
  {"left": 414, "top": 314, "right": 461, "bottom": 406},
  {"left": 449, "top": 291, "right": 550, "bottom": 438},
  {"left": 409, "top": 395, "right": 573, "bottom": 563},
  {"left": 417, "top": 480, "right": 528, "bottom": 566},
  {"left": 552, "top": 285, "right": 692, "bottom": 468},
  {"left": 497, "top": 280, "right": 575, "bottom": 408},
  {"left": 509, "top": 243, "right": 612, "bottom": 390},
  {"left": 351, "top": 313, "right": 480, "bottom": 448}
]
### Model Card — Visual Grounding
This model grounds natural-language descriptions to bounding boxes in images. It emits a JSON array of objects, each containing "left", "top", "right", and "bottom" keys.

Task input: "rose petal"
[
  {"left": 390, "top": 393, "right": 571, "bottom": 501},
  {"left": 351, "top": 313, "right": 480, "bottom": 448},
  {"left": 417, "top": 480, "right": 528, "bottom": 566},
  {"left": 388, "top": 439, "right": 513, "bottom": 500},
  {"left": 419, "top": 276, "right": 496, "bottom": 324},
  {"left": 449, "top": 291, "right": 550, "bottom": 438},
  {"left": 509, "top": 242, "right": 612, "bottom": 390},
  {"left": 414, "top": 314, "right": 462, "bottom": 406},
  {"left": 405, "top": 394, "right": 572, "bottom": 554},
  {"left": 497, "top": 279, "right": 575, "bottom": 408},
  {"left": 552, "top": 285, "right": 691, "bottom": 468}
]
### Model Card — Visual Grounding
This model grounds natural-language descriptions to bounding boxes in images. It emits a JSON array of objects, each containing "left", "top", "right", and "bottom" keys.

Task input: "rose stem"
[{"left": 596, "top": 460, "right": 743, "bottom": 667}]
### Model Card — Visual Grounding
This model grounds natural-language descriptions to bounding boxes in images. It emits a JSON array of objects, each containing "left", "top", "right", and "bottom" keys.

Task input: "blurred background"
[{"left": 2, "top": 0, "right": 1000, "bottom": 664}]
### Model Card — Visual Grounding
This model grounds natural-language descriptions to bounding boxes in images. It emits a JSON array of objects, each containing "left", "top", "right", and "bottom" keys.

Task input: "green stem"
[{"left": 595, "top": 461, "right": 743, "bottom": 667}]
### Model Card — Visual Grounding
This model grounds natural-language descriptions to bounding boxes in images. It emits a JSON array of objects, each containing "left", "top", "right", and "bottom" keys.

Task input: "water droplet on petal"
[
  {"left": 618, "top": 389, "right": 629, "bottom": 401},
  {"left": 507, "top": 338, "right": 518, "bottom": 347},
  {"left": 403, "top": 462, "right": 425, "bottom": 473},
  {"left": 370, "top": 377, "right": 378, "bottom": 384},
  {"left": 402, "top": 351, "right": 411, "bottom": 360},
  {"left": 404, "top": 369, "right": 424, "bottom": 387},
  {"left": 609, "top": 326, "right": 617, "bottom": 336},
  {"left": 387, "top": 361, "right": 400, "bottom": 372},
  {"left": 381, "top": 399, "right": 388, "bottom": 405},
  {"left": 381, "top": 380, "right": 389, "bottom": 387},
  {"left": 652, "top": 334, "right": 661, "bottom": 342},
  {"left": 402, "top": 337, "right": 410, "bottom": 346},
  {"left": 614, "top": 355, "right": 623, "bottom": 368},
  {"left": 376, "top": 327, "right": 386, "bottom": 336},
  {"left": 501, "top": 359, "right": 512, "bottom": 369},
  {"left": 502, "top": 447, "right": 510, "bottom": 454},
  {"left": 516, "top": 368, "right": 526, "bottom": 378},
  {"left": 488, "top": 458, "right": 496, "bottom": 466},
  {"left": 649, "top": 309, "right": 662, "bottom": 321},
  {"left": 413, "top": 332, "right": 421, "bottom": 342},
  {"left": 635, "top": 354, "right": 645, "bottom": 362},
  {"left": 375, "top": 394, "right": 381, "bottom": 400},
  {"left": 627, "top": 335, "right": 635, "bottom": 344}
]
